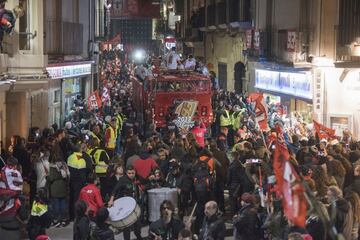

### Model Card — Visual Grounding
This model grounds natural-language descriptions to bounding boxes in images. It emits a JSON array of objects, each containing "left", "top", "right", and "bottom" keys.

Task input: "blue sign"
[{"left": 255, "top": 69, "right": 312, "bottom": 99}]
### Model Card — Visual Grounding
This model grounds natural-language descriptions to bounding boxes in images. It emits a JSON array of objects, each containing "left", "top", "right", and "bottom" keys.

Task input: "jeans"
[
  {"left": 51, "top": 198, "right": 67, "bottom": 221},
  {"left": 115, "top": 135, "right": 122, "bottom": 156}
]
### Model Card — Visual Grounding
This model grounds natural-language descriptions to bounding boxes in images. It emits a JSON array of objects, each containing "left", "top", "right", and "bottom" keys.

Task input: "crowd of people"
[{"left": 0, "top": 47, "right": 359, "bottom": 240}]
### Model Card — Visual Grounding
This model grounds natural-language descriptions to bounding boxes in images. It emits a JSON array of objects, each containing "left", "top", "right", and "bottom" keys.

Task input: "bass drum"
[
  {"left": 107, "top": 197, "right": 141, "bottom": 229},
  {"left": 148, "top": 188, "right": 178, "bottom": 222}
]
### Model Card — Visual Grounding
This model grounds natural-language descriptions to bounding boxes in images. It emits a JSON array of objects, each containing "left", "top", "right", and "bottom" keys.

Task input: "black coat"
[
  {"left": 199, "top": 214, "right": 226, "bottom": 240},
  {"left": 92, "top": 224, "right": 114, "bottom": 240},
  {"left": 111, "top": 175, "right": 139, "bottom": 201},
  {"left": 73, "top": 216, "right": 90, "bottom": 240},
  {"left": 149, "top": 218, "right": 184, "bottom": 240},
  {"left": 233, "top": 204, "right": 259, "bottom": 240},
  {"left": 227, "top": 160, "right": 254, "bottom": 196}
]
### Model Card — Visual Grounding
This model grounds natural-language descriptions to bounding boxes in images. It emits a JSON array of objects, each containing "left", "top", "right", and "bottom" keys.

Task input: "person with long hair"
[
  {"left": 73, "top": 200, "right": 90, "bottom": 240},
  {"left": 345, "top": 191, "right": 360, "bottom": 240}
]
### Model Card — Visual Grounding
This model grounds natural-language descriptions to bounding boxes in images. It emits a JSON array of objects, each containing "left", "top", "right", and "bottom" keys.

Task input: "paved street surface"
[{"left": 45, "top": 222, "right": 234, "bottom": 239}]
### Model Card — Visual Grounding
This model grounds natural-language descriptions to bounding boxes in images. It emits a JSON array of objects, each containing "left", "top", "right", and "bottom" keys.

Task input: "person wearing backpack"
[{"left": 192, "top": 159, "right": 214, "bottom": 235}]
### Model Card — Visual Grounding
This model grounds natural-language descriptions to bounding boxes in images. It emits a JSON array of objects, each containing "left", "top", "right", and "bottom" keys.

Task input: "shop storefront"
[
  {"left": 254, "top": 68, "right": 313, "bottom": 123},
  {"left": 313, "top": 61, "right": 360, "bottom": 139},
  {"left": 46, "top": 62, "right": 93, "bottom": 126}
]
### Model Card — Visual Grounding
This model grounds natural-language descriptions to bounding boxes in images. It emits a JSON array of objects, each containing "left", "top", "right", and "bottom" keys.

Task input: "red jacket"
[
  {"left": 78, "top": 184, "right": 104, "bottom": 216},
  {"left": 191, "top": 123, "right": 207, "bottom": 148},
  {"left": 133, "top": 156, "right": 158, "bottom": 181}
]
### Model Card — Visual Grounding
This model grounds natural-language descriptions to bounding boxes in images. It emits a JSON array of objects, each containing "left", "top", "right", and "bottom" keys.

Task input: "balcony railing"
[
  {"left": 217, "top": 1, "right": 227, "bottom": 25},
  {"left": 45, "top": 20, "right": 83, "bottom": 55},
  {"left": 207, "top": 4, "right": 216, "bottom": 26}
]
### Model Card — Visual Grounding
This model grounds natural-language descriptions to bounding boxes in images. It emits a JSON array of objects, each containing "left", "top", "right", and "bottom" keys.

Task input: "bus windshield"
[{"left": 155, "top": 80, "right": 210, "bottom": 92}]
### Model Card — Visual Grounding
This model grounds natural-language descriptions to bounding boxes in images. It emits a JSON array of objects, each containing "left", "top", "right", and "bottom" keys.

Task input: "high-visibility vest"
[
  {"left": 105, "top": 126, "right": 117, "bottom": 149},
  {"left": 90, "top": 148, "right": 109, "bottom": 174},
  {"left": 220, "top": 110, "right": 232, "bottom": 127},
  {"left": 31, "top": 201, "right": 48, "bottom": 217},
  {"left": 67, "top": 152, "right": 87, "bottom": 169},
  {"left": 89, "top": 131, "right": 101, "bottom": 143},
  {"left": 115, "top": 114, "right": 125, "bottom": 133},
  {"left": 232, "top": 111, "right": 242, "bottom": 130}
]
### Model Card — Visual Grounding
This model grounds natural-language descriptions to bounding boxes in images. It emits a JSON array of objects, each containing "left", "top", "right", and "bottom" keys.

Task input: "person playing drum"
[
  {"left": 108, "top": 166, "right": 143, "bottom": 240},
  {"left": 149, "top": 200, "right": 184, "bottom": 240}
]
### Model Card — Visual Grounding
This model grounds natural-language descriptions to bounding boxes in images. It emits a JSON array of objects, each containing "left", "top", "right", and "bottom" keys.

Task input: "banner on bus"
[{"left": 174, "top": 100, "right": 198, "bottom": 130}]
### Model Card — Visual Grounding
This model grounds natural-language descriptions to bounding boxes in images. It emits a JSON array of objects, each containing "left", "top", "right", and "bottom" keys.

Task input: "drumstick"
[{"left": 186, "top": 202, "right": 198, "bottom": 225}]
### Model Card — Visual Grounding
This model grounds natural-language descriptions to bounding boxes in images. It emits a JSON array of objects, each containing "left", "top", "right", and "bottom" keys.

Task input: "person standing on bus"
[
  {"left": 166, "top": 47, "right": 180, "bottom": 70},
  {"left": 184, "top": 54, "right": 196, "bottom": 70}
]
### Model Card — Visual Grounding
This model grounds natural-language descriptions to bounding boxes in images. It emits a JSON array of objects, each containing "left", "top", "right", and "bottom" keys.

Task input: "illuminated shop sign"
[
  {"left": 47, "top": 64, "right": 92, "bottom": 79},
  {"left": 255, "top": 69, "right": 312, "bottom": 99}
]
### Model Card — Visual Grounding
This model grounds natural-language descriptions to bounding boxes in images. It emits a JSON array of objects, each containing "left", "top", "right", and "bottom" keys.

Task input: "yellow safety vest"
[
  {"left": 232, "top": 111, "right": 243, "bottom": 130},
  {"left": 115, "top": 114, "right": 124, "bottom": 132},
  {"left": 91, "top": 148, "right": 109, "bottom": 174},
  {"left": 220, "top": 110, "right": 232, "bottom": 127},
  {"left": 106, "top": 126, "right": 117, "bottom": 149},
  {"left": 31, "top": 201, "right": 48, "bottom": 217},
  {"left": 89, "top": 131, "right": 101, "bottom": 143},
  {"left": 67, "top": 152, "right": 87, "bottom": 169}
]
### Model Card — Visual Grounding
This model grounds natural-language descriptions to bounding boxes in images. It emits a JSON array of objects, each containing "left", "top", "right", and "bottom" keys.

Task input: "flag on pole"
[
  {"left": 313, "top": 120, "right": 336, "bottom": 139},
  {"left": 248, "top": 93, "right": 269, "bottom": 130},
  {"left": 273, "top": 125, "right": 307, "bottom": 228},
  {"left": 88, "top": 91, "right": 102, "bottom": 111}
]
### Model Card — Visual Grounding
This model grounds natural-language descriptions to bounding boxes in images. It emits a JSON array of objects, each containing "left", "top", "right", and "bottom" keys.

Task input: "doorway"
[
  {"left": 234, "top": 61, "right": 245, "bottom": 93},
  {"left": 218, "top": 62, "right": 227, "bottom": 90}
]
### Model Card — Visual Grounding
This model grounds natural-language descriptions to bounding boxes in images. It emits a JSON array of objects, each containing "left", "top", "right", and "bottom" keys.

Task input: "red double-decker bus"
[{"left": 132, "top": 70, "right": 213, "bottom": 128}]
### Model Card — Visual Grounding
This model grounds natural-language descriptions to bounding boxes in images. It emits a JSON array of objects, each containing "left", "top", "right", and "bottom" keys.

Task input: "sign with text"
[
  {"left": 110, "top": 0, "right": 161, "bottom": 18},
  {"left": 164, "top": 37, "right": 176, "bottom": 50},
  {"left": 255, "top": 69, "right": 312, "bottom": 100},
  {"left": 47, "top": 64, "right": 92, "bottom": 79}
]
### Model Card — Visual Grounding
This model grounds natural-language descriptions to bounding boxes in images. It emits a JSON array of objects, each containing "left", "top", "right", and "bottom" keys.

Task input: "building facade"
[
  {"left": 0, "top": 0, "right": 101, "bottom": 146},
  {"left": 177, "top": 0, "right": 252, "bottom": 92}
]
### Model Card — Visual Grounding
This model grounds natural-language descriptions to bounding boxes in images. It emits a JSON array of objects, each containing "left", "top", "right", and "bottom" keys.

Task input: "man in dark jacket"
[
  {"left": 233, "top": 193, "right": 259, "bottom": 240},
  {"left": 198, "top": 201, "right": 226, "bottom": 240},
  {"left": 227, "top": 151, "right": 255, "bottom": 214},
  {"left": 107, "top": 166, "right": 143, "bottom": 240},
  {"left": 149, "top": 200, "right": 184, "bottom": 240},
  {"left": 209, "top": 140, "right": 229, "bottom": 212}
]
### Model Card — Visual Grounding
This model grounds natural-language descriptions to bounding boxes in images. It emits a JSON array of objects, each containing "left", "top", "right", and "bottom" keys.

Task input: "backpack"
[{"left": 193, "top": 163, "right": 213, "bottom": 199}]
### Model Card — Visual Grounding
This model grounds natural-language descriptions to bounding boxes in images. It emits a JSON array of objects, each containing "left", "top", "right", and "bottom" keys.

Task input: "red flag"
[
  {"left": 313, "top": 120, "right": 336, "bottom": 139},
  {"left": 248, "top": 93, "right": 269, "bottom": 130},
  {"left": 88, "top": 91, "right": 102, "bottom": 111},
  {"left": 273, "top": 125, "right": 307, "bottom": 228}
]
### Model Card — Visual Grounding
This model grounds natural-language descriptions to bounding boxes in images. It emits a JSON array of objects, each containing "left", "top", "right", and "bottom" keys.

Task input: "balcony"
[
  {"left": 45, "top": 20, "right": 83, "bottom": 56},
  {"left": 207, "top": 4, "right": 216, "bottom": 27},
  {"left": 217, "top": 1, "right": 227, "bottom": 25}
]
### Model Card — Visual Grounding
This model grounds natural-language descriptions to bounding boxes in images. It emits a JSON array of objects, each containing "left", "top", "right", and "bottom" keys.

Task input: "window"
[
  {"left": 156, "top": 80, "right": 210, "bottom": 92},
  {"left": 19, "top": 0, "right": 30, "bottom": 50},
  {"left": 53, "top": 107, "right": 61, "bottom": 127},
  {"left": 54, "top": 90, "right": 60, "bottom": 103}
]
